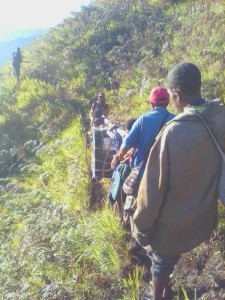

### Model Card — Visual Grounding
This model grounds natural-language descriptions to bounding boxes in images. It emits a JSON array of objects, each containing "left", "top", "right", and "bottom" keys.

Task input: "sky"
[{"left": 0, "top": 0, "right": 92, "bottom": 32}]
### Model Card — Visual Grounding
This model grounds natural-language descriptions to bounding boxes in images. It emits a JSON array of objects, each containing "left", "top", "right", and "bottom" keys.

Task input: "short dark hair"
[
  {"left": 125, "top": 118, "right": 136, "bottom": 131},
  {"left": 168, "top": 62, "right": 201, "bottom": 96},
  {"left": 94, "top": 109, "right": 102, "bottom": 118},
  {"left": 94, "top": 117, "right": 105, "bottom": 126}
]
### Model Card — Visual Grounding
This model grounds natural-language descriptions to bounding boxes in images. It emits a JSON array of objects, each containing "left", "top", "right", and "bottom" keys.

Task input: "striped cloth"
[{"left": 91, "top": 127, "right": 117, "bottom": 179}]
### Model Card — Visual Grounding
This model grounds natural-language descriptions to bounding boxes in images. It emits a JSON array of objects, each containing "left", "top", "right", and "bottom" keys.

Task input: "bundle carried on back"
[{"left": 91, "top": 126, "right": 116, "bottom": 179}]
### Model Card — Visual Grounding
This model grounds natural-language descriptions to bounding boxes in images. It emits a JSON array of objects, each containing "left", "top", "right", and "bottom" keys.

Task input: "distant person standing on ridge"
[
  {"left": 12, "top": 47, "right": 23, "bottom": 81},
  {"left": 90, "top": 92, "right": 110, "bottom": 124}
]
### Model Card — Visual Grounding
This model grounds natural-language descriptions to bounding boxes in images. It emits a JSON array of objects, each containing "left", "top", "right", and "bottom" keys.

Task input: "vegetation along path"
[{"left": 0, "top": 0, "right": 225, "bottom": 299}]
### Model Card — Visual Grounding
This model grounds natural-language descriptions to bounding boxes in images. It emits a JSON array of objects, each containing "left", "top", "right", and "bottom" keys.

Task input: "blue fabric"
[
  {"left": 108, "top": 162, "right": 131, "bottom": 203},
  {"left": 150, "top": 252, "right": 180, "bottom": 277},
  {"left": 122, "top": 107, "right": 175, "bottom": 179}
]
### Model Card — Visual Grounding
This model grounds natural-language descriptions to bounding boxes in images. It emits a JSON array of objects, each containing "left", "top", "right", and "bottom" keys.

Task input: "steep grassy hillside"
[{"left": 0, "top": 0, "right": 225, "bottom": 299}]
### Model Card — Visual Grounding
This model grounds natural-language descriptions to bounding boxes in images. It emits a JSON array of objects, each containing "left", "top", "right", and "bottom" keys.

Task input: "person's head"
[
  {"left": 94, "top": 109, "right": 102, "bottom": 119},
  {"left": 17, "top": 47, "right": 21, "bottom": 53},
  {"left": 93, "top": 109, "right": 105, "bottom": 126},
  {"left": 125, "top": 118, "right": 136, "bottom": 132},
  {"left": 148, "top": 86, "right": 170, "bottom": 108},
  {"left": 167, "top": 62, "right": 201, "bottom": 109},
  {"left": 94, "top": 117, "right": 105, "bottom": 126},
  {"left": 97, "top": 92, "right": 105, "bottom": 102}
]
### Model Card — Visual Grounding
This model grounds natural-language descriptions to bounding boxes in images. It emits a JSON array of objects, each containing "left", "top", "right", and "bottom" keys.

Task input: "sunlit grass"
[
  {"left": 15, "top": 77, "right": 57, "bottom": 110},
  {"left": 19, "top": 117, "right": 89, "bottom": 210}
]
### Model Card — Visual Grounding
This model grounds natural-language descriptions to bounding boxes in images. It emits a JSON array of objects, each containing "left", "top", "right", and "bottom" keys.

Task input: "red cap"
[{"left": 148, "top": 87, "right": 169, "bottom": 104}]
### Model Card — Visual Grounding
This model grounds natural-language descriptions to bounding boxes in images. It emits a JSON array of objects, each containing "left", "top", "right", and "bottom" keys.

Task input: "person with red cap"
[
  {"left": 117, "top": 86, "right": 175, "bottom": 189},
  {"left": 90, "top": 92, "right": 110, "bottom": 123}
]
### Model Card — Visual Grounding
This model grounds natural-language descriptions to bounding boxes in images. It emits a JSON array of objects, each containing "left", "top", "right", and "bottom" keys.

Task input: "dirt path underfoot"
[
  {"left": 89, "top": 178, "right": 106, "bottom": 210},
  {"left": 120, "top": 226, "right": 225, "bottom": 300}
]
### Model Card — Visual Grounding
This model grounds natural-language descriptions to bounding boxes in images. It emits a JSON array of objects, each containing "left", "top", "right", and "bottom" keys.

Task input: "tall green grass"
[{"left": 0, "top": 75, "right": 129, "bottom": 298}]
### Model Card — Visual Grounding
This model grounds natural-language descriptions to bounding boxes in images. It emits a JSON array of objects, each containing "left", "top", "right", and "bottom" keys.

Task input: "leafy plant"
[{"left": 121, "top": 266, "right": 144, "bottom": 300}]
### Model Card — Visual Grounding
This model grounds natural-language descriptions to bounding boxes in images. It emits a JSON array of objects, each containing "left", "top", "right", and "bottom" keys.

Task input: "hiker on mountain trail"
[
  {"left": 132, "top": 62, "right": 225, "bottom": 300},
  {"left": 12, "top": 47, "right": 23, "bottom": 82},
  {"left": 107, "top": 118, "right": 137, "bottom": 213},
  {"left": 90, "top": 92, "right": 110, "bottom": 123},
  {"left": 117, "top": 87, "right": 175, "bottom": 198}
]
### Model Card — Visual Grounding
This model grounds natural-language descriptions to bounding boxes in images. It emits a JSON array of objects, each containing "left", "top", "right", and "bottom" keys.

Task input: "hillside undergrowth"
[{"left": 0, "top": 0, "right": 225, "bottom": 299}]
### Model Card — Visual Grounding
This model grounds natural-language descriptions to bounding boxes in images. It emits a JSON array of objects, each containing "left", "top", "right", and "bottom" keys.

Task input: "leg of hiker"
[
  {"left": 17, "top": 67, "right": 20, "bottom": 82},
  {"left": 116, "top": 189, "right": 123, "bottom": 216},
  {"left": 113, "top": 200, "right": 121, "bottom": 216},
  {"left": 150, "top": 253, "right": 180, "bottom": 300},
  {"left": 15, "top": 66, "right": 20, "bottom": 82}
]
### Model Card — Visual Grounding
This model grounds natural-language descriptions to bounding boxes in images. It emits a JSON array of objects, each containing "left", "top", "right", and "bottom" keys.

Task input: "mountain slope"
[{"left": 0, "top": 0, "right": 225, "bottom": 299}]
